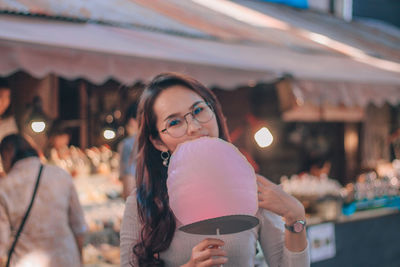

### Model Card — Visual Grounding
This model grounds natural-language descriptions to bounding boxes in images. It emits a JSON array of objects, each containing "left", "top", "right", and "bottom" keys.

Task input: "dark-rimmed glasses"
[{"left": 160, "top": 101, "right": 214, "bottom": 138}]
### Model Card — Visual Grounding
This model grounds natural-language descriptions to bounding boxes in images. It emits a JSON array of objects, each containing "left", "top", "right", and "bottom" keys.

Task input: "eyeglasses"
[{"left": 160, "top": 101, "right": 214, "bottom": 138}]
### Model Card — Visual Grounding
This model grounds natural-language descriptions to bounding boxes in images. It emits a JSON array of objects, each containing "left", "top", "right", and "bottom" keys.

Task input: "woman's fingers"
[
  {"left": 194, "top": 247, "right": 227, "bottom": 262},
  {"left": 194, "top": 238, "right": 225, "bottom": 251},
  {"left": 190, "top": 238, "right": 227, "bottom": 266},
  {"left": 256, "top": 174, "right": 274, "bottom": 187},
  {"left": 257, "top": 181, "right": 274, "bottom": 196},
  {"left": 257, "top": 184, "right": 268, "bottom": 194},
  {"left": 258, "top": 192, "right": 266, "bottom": 201},
  {"left": 200, "top": 256, "right": 228, "bottom": 267}
]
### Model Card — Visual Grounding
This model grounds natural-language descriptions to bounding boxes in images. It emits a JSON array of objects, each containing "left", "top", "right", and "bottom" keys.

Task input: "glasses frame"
[{"left": 160, "top": 101, "right": 214, "bottom": 138}]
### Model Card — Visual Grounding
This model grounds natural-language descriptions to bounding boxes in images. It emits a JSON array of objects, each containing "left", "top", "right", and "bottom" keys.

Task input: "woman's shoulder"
[
  {"left": 125, "top": 189, "right": 138, "bottom": 208},
  {"left": 0, "top": 175, "right": 12, "bottom": 195},
  {"left": 44, "top": 163, "right": 71, "bottom": 176},
  {"left": 0, "top": 158, "right": 39, "bottom": 196},
  {"left": 42, "top": 164, "right": 74, "bottom": 185}
]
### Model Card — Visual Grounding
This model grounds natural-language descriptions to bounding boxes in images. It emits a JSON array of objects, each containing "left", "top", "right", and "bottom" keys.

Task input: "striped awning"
[{"left": 277, "top": 78, "right": 400, "bottom": 122}]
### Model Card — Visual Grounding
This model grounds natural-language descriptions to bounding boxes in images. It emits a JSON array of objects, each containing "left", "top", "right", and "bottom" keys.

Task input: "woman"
[
  {"left": 120, "top": 73, "right": 309, "bottom": 266},
  {"left": 0, "top": 134, "right": 87, "bottom": 266}
]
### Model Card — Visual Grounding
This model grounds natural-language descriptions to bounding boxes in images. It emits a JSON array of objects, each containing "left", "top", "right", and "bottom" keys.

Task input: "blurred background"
[{"left": 0, "top": 0, "right": 399, "bottom": 266}]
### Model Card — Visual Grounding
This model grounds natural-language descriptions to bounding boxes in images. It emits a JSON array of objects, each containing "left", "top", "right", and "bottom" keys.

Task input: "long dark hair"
[
  {"left": 133, "top": 73, "right": 230, "bottom": 266},
  {"left": 0, "top": 134, "right": 39, "bottom": 168}
]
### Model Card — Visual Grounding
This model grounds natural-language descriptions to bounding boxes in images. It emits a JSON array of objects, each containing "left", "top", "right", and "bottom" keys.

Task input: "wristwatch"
[{"left": 284, "top": 220, "right": 306, "bottom": 233}]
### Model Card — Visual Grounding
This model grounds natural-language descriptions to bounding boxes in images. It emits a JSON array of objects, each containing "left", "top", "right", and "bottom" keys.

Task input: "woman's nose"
[{"left": 185, "top": 115, "right": 202, "bottom": 135}]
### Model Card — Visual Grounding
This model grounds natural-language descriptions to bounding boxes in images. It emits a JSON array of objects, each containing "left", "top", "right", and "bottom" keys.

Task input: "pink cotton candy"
[{"left": 167, "top": 137, "right": 258, "bottom": 226}]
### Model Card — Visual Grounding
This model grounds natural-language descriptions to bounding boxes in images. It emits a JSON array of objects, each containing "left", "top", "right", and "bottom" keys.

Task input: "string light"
[
  {"left": 31, "top": 121, "right": 46, "bottom": 133},
  {"left": 103, "top": 129, "right": 116, "bottom": 140},
  {"left": 254, "top": 127, "right": 273, "bottom": 148}
]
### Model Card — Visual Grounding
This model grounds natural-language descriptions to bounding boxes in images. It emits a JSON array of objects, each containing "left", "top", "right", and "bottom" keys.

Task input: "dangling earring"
[{"left": 161, "top": 151, "right": 170, "bottom": 167}]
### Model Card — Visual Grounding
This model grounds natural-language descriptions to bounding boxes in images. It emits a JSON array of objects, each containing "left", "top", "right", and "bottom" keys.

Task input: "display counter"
[
  {"left": 73, "top": 175, "right": 122, "bottom": 267},
  {"left": 308, "top": 208, "right": 400, "bottom": 267}
]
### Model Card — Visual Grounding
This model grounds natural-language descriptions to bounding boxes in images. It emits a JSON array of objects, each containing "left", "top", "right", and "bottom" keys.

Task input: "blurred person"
[
  {"left": 46, "top": 121, "right": 71, "bottom": 155},
  {"left": 0, "top": 134, "right": 87, "bottom": 267},
  {"left": 118, "top": 102, "right": 138, "bottom": 200},
  {"left": 45, "top": 120, "right": 71, "bottom": 166},
  {"left": 0, "top": 79, "right": 18, "bottom": 177},
  {"left": 45, "top": 121, "right": 91, "bottom": 177},
  {"left": 299, "top": 155, "right": 332, "bottom": 179}
]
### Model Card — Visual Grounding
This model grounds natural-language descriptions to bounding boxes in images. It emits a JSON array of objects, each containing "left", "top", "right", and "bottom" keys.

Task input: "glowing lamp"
[
  {"left": 26, "top": 96, "right": 49, "bottom": 134},
  {"left": 254, "top": 127, "right": 273, "bottom": 148},
  {"left": 103, "top": 129, "right": 116, "bottom": 140},
  {"left": 31, "top": 121, "right": 46, "bottom": 133},
  {"left": 167, "top": 137, "right": 258, "bottom": 235}
]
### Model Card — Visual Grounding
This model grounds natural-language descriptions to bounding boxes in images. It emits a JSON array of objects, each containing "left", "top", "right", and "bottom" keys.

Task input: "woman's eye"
[
  {"left": 168, "top": 118, "right": 182, "bottom": 128},
  {"left": 193, "top": 106, "right": 204, "bottom": 115}
]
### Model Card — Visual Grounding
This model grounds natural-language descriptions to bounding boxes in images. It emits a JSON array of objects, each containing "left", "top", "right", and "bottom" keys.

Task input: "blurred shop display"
[
  {"left": 47, "top": 144, "right": 119, "bottom": 178},
  {"left": 259, "top": 0, "right": 308, "bottom": 9},
  {"left": 81, "top": 198, "right": 123, "bottom": 266},
  {"left": 342, "top": 160, "right": 400, "bottom": 216},
  {"left": 84, "top": 243, "right": 120, "bottom": 266},
  {"left": 86, "top": 146, "right": 119, "bottom": 177},
  {"left": 281, "top": 174, "right": 344, "bottom": 221},
  {"left": 282, "top": 159, "right": 400, "bottom": 222},
  {"left": 73, "top": 173, "right": 123, "bottom": 267},
  {"left": 281, "top": 174, "right": 343, "bottom": 199}
]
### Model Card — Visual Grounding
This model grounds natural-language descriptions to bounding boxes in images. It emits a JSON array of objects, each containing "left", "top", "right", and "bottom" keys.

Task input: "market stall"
[
  {"left": 308, "top": 209, "right": 400, "bottom": 267},
  {"left": 281, "top": 159, "right": 400, "bottom": 266},
  {"left": 49, "top": 145, "right": 123, "bottom": 267}
]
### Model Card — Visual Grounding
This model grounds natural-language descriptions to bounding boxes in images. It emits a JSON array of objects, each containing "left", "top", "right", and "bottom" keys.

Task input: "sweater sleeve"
[
  {"left": 0, "top": 196, "right": 11, "bottom": 258},
  {"left": 120, "top": 191, "right": 141, "bottom": 267},
  {"left": 68, "top": 180, "right": 88, "bottom": 235},
  {"left": 258, "top": 209, "right": 310, "bottom": 267}
]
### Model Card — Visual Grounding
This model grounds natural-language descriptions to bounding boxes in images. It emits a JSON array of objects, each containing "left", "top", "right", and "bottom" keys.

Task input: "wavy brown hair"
[
  {"left": 0, "top": 134, "right": 39, "bottom": 169},
  {"left": 133, "top": 73, "right": 230, "bottom": 266}
]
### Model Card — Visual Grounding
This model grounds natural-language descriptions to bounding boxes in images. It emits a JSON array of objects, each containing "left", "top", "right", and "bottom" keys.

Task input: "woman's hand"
[
  {"left": 257, "top": 175, "right": 305, "bottom": 224},
  {"left": 181, "top": 238, "right": 228, "bottom": 267}
]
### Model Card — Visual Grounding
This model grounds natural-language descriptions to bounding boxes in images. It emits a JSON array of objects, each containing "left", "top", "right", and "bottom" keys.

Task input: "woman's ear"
[{"left": 149, "top": 136, "right": 168, "bottom": 152}]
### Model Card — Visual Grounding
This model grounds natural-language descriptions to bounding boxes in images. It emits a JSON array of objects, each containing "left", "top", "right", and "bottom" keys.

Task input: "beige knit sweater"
[{"left": 120, "top": 191, "right": 309, "bottom": 267}]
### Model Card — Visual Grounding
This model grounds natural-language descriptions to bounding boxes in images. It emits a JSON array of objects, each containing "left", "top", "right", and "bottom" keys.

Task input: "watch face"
[{"left": 293, "top": 221, "right": 304, "bottom": 233}]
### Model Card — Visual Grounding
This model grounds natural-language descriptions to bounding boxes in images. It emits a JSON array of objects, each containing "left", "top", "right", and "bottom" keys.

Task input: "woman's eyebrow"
[
  {"left": 190, "top": 100, "right": 204, "bottom": 109},
  {"left": 163, "top": 100, "right": 204, "bottom": 122},
  {"left": 163, "top": 112, "right": 181, "bottom": 122}
]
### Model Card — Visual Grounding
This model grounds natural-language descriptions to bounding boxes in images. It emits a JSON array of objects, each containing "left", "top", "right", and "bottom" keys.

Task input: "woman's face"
[
  {"left": 151, "top": 85, "right": 219, "bottom": 153},
  {"left": 0, "top": 88, "right": 11, "bottom": 116}
]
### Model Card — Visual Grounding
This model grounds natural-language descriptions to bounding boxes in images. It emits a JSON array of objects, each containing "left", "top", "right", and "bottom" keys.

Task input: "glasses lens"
[
  {"left": 192, "top": 102, "right": 214, "bottom": 123},
  {"left": 165, "top": 117, "right": 187, "bottom": 138}
]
